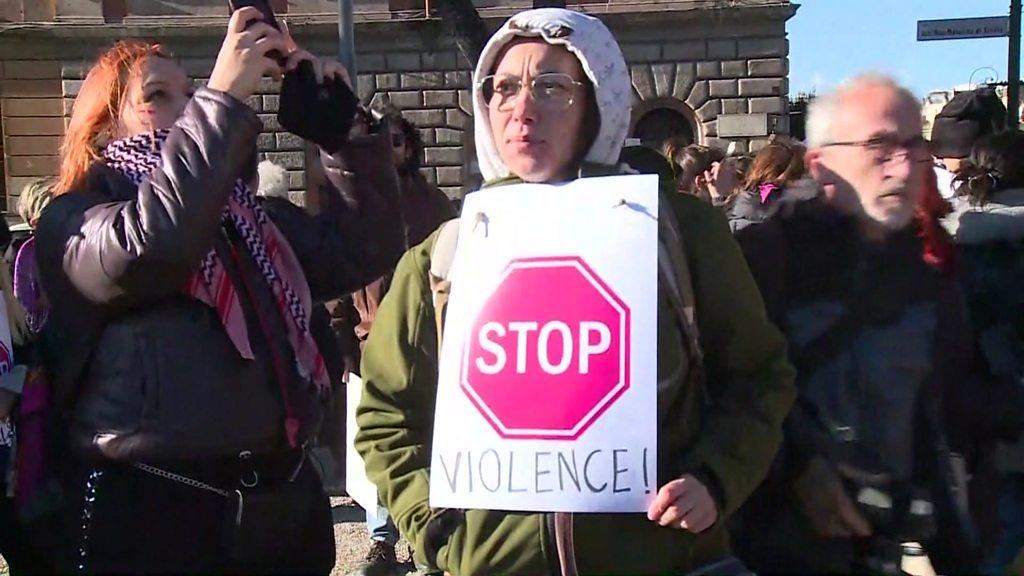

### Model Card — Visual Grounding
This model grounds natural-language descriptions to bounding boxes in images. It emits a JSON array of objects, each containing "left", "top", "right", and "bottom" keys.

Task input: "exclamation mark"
[{"left": 642, "top": 447, "right": 650, "bottom": 494}]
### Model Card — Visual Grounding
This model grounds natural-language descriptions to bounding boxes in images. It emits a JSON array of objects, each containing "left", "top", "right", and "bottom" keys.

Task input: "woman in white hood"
[{"left": 355, "top": 8, "right": 795, "bottom": 574}]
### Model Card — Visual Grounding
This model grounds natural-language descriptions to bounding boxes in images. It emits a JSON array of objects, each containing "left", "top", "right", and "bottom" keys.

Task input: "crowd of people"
[{"left": 0, "top": 5, "right": 1021, "bottom": 576}]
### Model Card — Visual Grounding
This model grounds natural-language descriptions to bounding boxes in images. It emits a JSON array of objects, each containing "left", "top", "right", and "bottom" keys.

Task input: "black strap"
[{"left": 790, "top": 297, "right": 869, "bottom": 379}]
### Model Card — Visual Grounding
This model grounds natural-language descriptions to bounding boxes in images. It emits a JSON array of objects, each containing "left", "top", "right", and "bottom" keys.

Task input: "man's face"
[{"left": 809, "top": 84, "right": 928, "bottom": 232}]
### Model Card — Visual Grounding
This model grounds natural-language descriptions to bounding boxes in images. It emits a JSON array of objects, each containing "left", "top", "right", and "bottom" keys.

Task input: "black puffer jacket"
[{"left": 36, "top": 88, "right": 403, "bottom": 463}]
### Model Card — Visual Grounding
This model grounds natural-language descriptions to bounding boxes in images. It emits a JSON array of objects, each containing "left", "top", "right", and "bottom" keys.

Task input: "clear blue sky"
[{"left": 789, "top": 0, "right": 1016, "bottom": 97}]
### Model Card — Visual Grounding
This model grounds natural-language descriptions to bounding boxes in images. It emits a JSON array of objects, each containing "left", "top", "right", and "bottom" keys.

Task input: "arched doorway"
[
  {"left": 633, "top": 108, "right": 694, "bottom": 149},
  {"left": 630, "top": 98, "right": 699, "bottom": 152}
]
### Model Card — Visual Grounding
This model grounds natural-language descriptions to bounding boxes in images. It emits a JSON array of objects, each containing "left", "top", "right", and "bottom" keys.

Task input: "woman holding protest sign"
[
  {"left": 34, "top": 7, "right": 404, "bottom": 573},
  {"left": 355, "top": 7, "right": 796, "bottom": 575}
]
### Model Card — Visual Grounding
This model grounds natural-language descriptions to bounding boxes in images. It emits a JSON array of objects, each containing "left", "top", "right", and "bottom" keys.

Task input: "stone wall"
[
  {"left": 351, "top": 49, "right": 477, "bottom": 197},
  {"left": 626, "top": 37, "right": 789, "bottom": 155},
  {"left": 0, "top": 59, "right": 65, "bottom": 212},
  {"left": 0, "top": 3, "right": 795, "bottom": 212}
]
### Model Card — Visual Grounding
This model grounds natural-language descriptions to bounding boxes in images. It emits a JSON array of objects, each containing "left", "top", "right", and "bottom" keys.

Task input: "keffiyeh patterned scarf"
[{"left": 103, "top": 129, "right": 329, "bottom": 403}]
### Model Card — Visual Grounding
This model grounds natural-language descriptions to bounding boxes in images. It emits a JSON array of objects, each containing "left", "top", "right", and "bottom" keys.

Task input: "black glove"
[{"left": 278, "top": 60, "right": 358, "bottom": 154}]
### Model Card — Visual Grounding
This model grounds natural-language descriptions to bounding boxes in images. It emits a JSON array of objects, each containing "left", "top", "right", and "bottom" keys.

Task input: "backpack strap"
[
  {"left": 657, "top": 195, "right": 705, "bottom": 394},
  {"left": 428, "top": 218, "right": 461, "bottom": 358}
]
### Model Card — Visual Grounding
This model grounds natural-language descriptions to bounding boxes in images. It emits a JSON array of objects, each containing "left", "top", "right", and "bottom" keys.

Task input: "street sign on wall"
[{"left": 917, "top": 16, "right": 1010, "bottom": 41}]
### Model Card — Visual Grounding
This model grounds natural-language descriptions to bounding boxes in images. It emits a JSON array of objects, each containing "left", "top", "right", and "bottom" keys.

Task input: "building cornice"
[{"left": 0, "top": 3, "right": 796, "bottom": 39}]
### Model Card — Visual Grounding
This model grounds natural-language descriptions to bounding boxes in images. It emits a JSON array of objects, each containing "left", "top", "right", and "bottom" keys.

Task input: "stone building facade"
[{"left": 0, "top": 0, "right": 796, "bottom": 212}]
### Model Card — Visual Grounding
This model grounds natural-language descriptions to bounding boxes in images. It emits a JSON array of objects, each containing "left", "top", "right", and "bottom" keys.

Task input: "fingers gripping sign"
[{"left": 647, "top": 475, "right": 719, "bottom": 533}]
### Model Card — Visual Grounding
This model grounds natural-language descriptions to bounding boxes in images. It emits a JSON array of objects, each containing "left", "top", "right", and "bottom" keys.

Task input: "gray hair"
[
  {"left": 256, "top": 160, "right": 289, "bottom": 199},
  {"left": 806, "top": 73, "right": 919, "bottom": 148}
]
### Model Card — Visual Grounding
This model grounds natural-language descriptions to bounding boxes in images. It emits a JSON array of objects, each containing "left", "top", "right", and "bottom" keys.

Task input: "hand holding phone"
[
  {"left": 278, "top": 52, "right": 358, "bottom": 154},
  {"left": 227, "top": 0, "right": 287, "bottom": 63},
  {"left": 225, "top": 0, "right": 358, "bottom": 153},
  {"left": 227, "top": 0, "right": 280, "bottom": 29},
  {"left": 209, "top": 7, "right": 287, "bottom": 101}
]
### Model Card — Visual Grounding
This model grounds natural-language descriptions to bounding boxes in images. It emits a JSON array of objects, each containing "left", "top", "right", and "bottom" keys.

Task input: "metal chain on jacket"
[
  {"left": 76, "top": 469, "right": 104, "bottom": 574},
  {"left": 132, "top": 463, "right": 231, "bottom": 497},
  {"left": 132, "top": 463, "right": 245, "bottom": 526}
]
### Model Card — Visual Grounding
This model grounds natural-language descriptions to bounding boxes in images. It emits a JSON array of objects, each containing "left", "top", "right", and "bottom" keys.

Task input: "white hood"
[{"left": 472, "top": 8, "right": 632, "bottom": 182}]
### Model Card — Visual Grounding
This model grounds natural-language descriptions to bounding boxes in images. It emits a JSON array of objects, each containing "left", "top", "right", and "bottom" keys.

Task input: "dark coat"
[
  {"left": 35, "top": 87, "right": 404, "bottom": 463},
  {"left": 732, "top": 185, "right": 978, "bottom": 572},
  {"left": 942, "top": 190, "right": 1024, "bottom": 471},
  {"left": 347, "top": 171, "right": 455, "bottom": 351}
]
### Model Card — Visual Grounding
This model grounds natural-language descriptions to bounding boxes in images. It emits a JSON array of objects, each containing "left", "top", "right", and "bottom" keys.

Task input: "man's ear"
[
  {"left": 805, "top": 149, "right": 829, "bottom": 185},
  {"left": 807, "top": 150, "right": 845, "bottom": 203}
]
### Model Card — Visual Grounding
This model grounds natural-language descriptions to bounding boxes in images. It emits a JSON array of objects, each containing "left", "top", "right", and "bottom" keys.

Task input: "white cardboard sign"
[
  {"left": 345, "top": 374, "right": 379, "bottom": 513},
  {"left": 429, "top": 175, "right": 659, "bottom": 513}
]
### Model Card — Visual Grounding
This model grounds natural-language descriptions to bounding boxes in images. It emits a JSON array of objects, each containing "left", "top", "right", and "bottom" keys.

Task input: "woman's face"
[
  {"left": 486, "top": 40, "right": 588, "bottom": 183},
  {"left": 118, "top": 56, "right": 193, "bottom": 138}
]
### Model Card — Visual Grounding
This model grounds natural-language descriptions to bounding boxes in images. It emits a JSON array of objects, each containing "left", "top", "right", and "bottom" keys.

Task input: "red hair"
[
  {"left": 916, "top": 166, "right": 958, "bottom": 276},
  {"left": 55, "top": 40, "right": 169, "bottom": 195}
]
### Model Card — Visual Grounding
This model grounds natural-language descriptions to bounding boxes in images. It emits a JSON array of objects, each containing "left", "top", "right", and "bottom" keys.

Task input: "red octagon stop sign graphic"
[{"left": 461, "top": 256, "right": 630, "bottom": 440}]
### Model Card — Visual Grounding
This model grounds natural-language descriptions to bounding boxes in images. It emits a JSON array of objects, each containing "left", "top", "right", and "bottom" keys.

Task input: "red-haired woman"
[{"left": 35, "top": 8, "right": 402, "bottom": 574}]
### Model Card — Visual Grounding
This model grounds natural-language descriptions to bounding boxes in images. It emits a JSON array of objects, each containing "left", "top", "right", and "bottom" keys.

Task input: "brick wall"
[
  {"left": 11, "top": 42, "right": 479, "bottom": 206},
  {"left": 59, "top": 49, "right": 477, "bottom": 201},
  {"left": 626, "top": 36, "right": 790, "bottom": 154},
  {"left": 0, "top": 59, "right": 64, "bottom": 213},
  {"left": 356, "top": 50, "right": 476, "bottom": 197},
  {"left": 0, "top": 3, "right": 795, "bottom": 209}
]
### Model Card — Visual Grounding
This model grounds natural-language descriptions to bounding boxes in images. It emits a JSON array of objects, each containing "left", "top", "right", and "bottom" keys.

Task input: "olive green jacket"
[{"left": 355, "top": 182, "right": 795, "bottom": 575}]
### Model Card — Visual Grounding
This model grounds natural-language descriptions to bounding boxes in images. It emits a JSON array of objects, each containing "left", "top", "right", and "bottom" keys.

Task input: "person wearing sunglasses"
[
  {"left": 355, "top": 7, "right": 796, "bottom": 575},
  {"left": 732, "top": 74, "right": 980, "bottom": 574}
]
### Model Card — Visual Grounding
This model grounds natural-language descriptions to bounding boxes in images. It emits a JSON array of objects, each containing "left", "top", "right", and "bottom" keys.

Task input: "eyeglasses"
[
  {"left": 477, "top": 73, "right": 584, "bottom": 112},
  {"left": 821, "top": 134, "right": 930, "bottom": 165},
  {"left": 391, "top": 132, "right": 406, "bottom": 148}
]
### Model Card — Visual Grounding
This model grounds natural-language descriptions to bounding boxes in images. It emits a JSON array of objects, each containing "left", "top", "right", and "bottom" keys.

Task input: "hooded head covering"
[
  {"left": 930, "top": 87, "right": 1007, "bottom": 159},
  {"left": 473, "top": 8, "right": 632, "bottom": 182}
]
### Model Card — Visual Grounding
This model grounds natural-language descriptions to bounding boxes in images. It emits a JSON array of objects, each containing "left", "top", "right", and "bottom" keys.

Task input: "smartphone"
[
  {"left": 227, "top": 0, "right": 280, "bottom": 31},
  {"left": 227, "top": 0, "right": 285, "bottom": 64},
  {"left": 226, "top": 0, "right": 358, "bottom": 153}
]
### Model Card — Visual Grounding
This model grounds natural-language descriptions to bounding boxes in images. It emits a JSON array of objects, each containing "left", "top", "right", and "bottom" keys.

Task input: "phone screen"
[{"left": 227, "top": 0, "right": 280, "bottom": 30}]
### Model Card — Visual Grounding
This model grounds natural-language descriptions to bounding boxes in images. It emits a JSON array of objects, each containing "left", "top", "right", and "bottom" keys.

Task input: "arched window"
[{"left": 630, "top": 97, "right": 700, "bottom": 151}]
